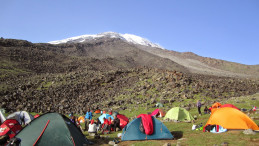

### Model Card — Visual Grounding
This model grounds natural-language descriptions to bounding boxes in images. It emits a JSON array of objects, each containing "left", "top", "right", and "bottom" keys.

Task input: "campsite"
[
  {"left": 0, "top": 93, "right": 258, "bottom": 145},
  {"left": 1, "top": 1, "right": 259, "bottom": 145}
]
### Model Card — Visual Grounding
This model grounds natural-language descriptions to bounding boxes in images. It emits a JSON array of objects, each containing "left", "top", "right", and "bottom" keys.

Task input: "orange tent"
[
  {"left": 211, "top": 102, "right": 222, "bottom": 108},
  {"left": 205, "top": 107, "right": 259, "bottom": 130},
  {"left": 95, "top": 109, "right": 101, "bottom": 114},
  {"left": 78, "top": 116, "right": 85, "bottom": 123},
  {"left": 210, "top": 102, "right": 222, "bottom": 114}
]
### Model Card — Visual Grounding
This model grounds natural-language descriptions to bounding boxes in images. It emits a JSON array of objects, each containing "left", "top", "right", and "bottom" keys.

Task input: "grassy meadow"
[
  {"left": 78, "top": 93, "right": 259, "bottom": 146},
  {"left": 4, "top": 93, "right": 258, "bottom": 146}
]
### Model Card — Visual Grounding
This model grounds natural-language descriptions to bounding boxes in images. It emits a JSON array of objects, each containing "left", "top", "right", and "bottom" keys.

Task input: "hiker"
[
  {"left": 88, "top": 120, "right": 97, "bottom": 134},
  {"left": 84, "top": 108, "right": 93, "bottom": 131},
  {"left": 204, "top": 106, "right": 209, "bottom": 114},
  {"left": 113, "top": 115, "right": 121, "bottom": 132},
  {"left": 197, "top": 100, "right": 202, "bottom": 116}
]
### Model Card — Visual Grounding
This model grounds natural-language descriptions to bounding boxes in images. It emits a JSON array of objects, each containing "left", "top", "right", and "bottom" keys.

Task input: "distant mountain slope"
[
  {"left": 135, "top": 45, "right": 259, "bottom": 78},
  {"left": 48, "top": 32, "right": 259, "bottom": 78}
]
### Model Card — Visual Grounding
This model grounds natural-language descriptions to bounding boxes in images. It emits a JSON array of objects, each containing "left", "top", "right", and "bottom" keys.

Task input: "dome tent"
[
  {"left": 204, "top": 107, "right": 259, "bottom": 130},
  {"left": 15, "top": 113, "right": 90, "bottom": 146},
  {"left": 164, "top": 107, "right": 194, "bottom": 122},
  {"left": 121, "top": 115, "right": 173, "bottom": 141},
  {"left": 98, "top": 114, "right": 114, "bottom": 123},
  {"left": 116, "top": 114, "right": 129, "bottom": 129},
  {"left": 150, "top": 109, "right": 166, "bottom": 117}
]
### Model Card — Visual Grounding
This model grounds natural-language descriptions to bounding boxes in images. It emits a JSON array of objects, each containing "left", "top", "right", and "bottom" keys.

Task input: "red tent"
[
  {"left": 0, "top": 119, "right": 22, "bottom": 138},
  {"left": 221, "top": 104, "right": 240, "bottom": 110},
  {"left": 150, "top": 109, "right": 166, "bottom": 117},
  {"left": 117, "top": 114, "right": 129, "bottom": 128}
]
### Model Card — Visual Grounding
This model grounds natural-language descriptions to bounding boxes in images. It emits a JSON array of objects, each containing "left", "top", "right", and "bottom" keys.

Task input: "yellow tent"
[{"left": 205, "top": 107, "right": 259, "bottom": 130}]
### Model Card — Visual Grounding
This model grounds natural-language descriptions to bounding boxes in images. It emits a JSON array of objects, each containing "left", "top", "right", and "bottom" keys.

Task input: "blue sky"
[{"left": 1, "top": 0, "right": 259, "bottom": 65}]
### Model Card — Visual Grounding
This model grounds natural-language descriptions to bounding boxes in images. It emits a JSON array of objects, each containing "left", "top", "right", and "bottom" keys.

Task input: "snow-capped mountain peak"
[{"left": 48, "top": 32, "right": 163, "bottom": 49}]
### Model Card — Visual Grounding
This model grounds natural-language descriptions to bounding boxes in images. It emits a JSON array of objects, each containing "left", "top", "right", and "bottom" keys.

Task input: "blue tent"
[
  {"left": 98, "top": 114, "right": 114, "bottom": 123},
  {"left": 121, "top": 116, "right": 173, "bottom": 141}
]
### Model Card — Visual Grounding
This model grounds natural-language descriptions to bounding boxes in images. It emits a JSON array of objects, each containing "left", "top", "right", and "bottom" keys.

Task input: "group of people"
[
  {"left": 70, "top": 108, "right": 122, "bottom": 135},
  {"left": 197, "top": 100, "right": 211, "bottom": 115},
  {"left": 101, "top": 116, "right": 122, "bottom": 133}
]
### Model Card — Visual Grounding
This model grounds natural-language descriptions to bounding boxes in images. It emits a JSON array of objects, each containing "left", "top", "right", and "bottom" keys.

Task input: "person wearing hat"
[{"left": 88, "top": 119, "right": 97, "bottom": 134}]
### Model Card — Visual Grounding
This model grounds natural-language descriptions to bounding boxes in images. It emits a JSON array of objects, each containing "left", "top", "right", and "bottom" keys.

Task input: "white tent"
[
  {"left": 0, "top": 109, "right": 6, "bottom": 124},
  {"left": 7, "top": 111, "right": 34, "bottom": 125}
]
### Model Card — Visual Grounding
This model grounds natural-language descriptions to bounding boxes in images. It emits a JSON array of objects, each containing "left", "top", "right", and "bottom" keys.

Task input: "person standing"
[
  {"left": 84, "top": 108, "right": 93, "bottom": 131},
  {"left": 197, "top": 100, "right": 202, "bottom": 116}
]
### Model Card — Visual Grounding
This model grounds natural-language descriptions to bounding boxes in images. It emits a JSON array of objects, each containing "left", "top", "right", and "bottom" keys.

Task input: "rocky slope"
[{"left": 0, "top": 38, "right": 259, "bottom": 114}]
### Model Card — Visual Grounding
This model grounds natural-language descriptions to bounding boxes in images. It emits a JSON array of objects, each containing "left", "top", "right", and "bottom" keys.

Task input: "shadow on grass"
[{"left": 171, "top": 131, "right": 183, "bottom": 140}]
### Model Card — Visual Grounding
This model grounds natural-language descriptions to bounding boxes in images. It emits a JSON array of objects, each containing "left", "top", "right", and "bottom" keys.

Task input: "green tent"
[
  {"left": 164, "top": 107, "right": 194, "bottom": 121},
  {"left": 16, "top": 113, "right": 90, "bottom": 146}
]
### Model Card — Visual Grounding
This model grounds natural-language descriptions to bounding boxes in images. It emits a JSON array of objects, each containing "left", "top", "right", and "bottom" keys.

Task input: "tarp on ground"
[
  {"left": 121, "top": 116, "right": 173, "bottom": 141},
  {"left": 7, "top": 111, "right": 34, "bottom": 125},
  {"left": 150, "top": 109, "right": 166, "bottom": 117},
  {"left": 15, "top": 112, "right": 90, "bottom": 146},
  {"left": 98, "top": 114, "right": 114, "bottom": 124},
  {"left": 205, "top": 107, "right": 259, "bottom": 130},
  {"left": 164, "top": 107, "right": 194, "bottom": 121}
]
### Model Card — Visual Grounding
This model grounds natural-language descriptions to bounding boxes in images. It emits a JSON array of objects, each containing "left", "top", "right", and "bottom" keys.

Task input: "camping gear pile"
[
  {"left": 7, "top": 111, "right": 34, "bottom": 125},
  {"left": 0, "top": 111, "right": 34, "bottom": 145}
]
